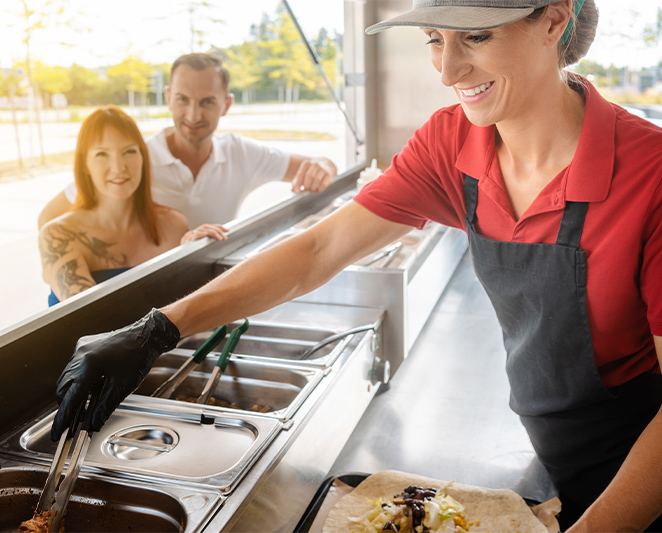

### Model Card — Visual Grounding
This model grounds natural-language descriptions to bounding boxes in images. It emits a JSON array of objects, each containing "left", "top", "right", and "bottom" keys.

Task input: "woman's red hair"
[{"left": 72, "top": 106, "right": 160, "bottom": 245}]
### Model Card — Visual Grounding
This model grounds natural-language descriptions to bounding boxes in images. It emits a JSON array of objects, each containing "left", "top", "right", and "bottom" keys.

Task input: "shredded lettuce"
[{"left": 358, "top": 489, "right": 472, "bottom": 533}]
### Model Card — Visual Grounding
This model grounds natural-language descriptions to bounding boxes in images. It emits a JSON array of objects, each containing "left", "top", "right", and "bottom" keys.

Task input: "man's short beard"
[{"left": 177, "top": 126, "right": 213, "bottom": 147}]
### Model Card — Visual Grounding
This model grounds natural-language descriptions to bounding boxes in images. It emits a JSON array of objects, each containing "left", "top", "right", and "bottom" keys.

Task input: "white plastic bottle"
[{"left": 357, "top": 159, "right": 382, "bottom": 190}]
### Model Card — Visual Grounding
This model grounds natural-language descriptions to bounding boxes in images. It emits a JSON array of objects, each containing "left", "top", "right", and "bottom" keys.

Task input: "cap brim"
[{"left": 365, "top": 6, "right": 535, "bottom": 34}]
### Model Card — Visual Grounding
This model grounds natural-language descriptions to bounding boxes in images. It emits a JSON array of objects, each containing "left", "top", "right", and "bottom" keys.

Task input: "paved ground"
[{"left": 0, "top": 103, "right": 348, "bottom": 333}]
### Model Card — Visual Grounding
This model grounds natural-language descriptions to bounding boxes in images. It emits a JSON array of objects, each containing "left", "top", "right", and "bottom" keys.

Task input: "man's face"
[{"left": 165, "top": 65, "right": 232, "bottom": 147}]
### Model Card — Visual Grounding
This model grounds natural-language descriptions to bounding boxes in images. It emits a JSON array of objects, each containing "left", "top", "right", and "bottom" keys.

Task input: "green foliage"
[
  {"left": 3, "top": 4, "right": 341, "bottom": 107},
  {"left": 214, "top": 8, "right": 340, "bottom": 104},
  {"left": 261, "top": 9, "right": 317, "bottom": 91},
  {"left": 64, "top": 64, "right": 102, "bottom": 106},
  {"left": 643, "top": 7, "right": 662, "bottom": 47},
  {"left": 32, "top": 61, "right": 73, "bottom": 95},
  {"left": 107, "top": 56, "right": 154, "bottom": 97},
  {"left": 0, "top": 71, "right": 19, "bottom": 98}
]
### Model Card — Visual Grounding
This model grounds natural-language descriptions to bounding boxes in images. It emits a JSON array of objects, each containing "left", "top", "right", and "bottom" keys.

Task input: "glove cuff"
[{"left": 146, "top": 308, "right": 181, "bottom": 352}]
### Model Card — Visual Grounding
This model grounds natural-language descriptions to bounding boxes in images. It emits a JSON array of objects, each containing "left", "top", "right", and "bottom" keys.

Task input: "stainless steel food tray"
[
  {"left": 9, "top": 405, "right": 281, "bottom": 493},
  {"left": 0, "top": 462, "right": 223, "bottom": 533},
  {"left": 177, "top": 302, "right": 384, "bottom": 369},
  {"left": 129, "top": 353, "right": 325, "bottom": 421},
  {"left": 177, "top": 324, "right": 341, "bottom": 364}
]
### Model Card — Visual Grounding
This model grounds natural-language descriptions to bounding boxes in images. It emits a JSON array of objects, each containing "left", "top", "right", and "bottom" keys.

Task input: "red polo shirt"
[{"left": 355, "top": 81, "right": 662, "bottom": 388}]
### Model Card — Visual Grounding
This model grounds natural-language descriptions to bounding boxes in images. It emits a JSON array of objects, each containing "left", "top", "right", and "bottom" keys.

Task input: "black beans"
[{"left": 391, "top": 486, "right": 438, "bottom": 528}]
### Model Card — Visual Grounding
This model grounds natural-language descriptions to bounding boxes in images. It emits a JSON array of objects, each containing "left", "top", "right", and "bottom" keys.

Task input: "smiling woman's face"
[
  {"left": 422, "top": 13, "right": 561, "bottom": 128},
  {"left": 85, "top": 127, "right": 144, "bottom": 202}
]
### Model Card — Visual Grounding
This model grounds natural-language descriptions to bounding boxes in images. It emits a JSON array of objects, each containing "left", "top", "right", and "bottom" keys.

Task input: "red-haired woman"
[{"left": 39, "top": 106, "right": 226, "bottom": 305}]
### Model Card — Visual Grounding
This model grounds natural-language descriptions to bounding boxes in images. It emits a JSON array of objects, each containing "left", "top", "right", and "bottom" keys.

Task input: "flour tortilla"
[{"left": 323, "top": 470, "right": 547, "bottom": 533}]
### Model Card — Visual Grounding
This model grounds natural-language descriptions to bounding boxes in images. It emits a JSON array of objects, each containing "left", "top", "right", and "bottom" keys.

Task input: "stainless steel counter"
[{"left": 329, "top": 251, "right": 557, "bottom": 504}]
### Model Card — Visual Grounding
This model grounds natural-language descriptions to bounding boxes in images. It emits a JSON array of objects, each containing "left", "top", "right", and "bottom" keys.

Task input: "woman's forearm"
[
  {"left": 570, "top": 336, "right": 662, "bottom": 532},
  {"left": 161, "top": 201, "right": 411, "bottom": 337},
  {"left": 568, "top": 407, "right": 662, "bottom": 531},
  {"left": 162, "top": 230, "right": 335, "bottom": 336}
]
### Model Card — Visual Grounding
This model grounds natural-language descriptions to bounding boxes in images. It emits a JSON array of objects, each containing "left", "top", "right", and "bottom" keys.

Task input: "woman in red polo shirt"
[{"left": 51, "top": 0, "right": 662, "bottom": 529}]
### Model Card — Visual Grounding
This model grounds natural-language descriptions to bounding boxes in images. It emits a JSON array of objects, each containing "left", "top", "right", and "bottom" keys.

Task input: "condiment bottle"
[{"left": 357, "top": 159, "right": 382, "bottom": 190}]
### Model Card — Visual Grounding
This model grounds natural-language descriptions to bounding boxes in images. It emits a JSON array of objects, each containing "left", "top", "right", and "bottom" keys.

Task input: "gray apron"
[{"left": 463, "top": 175, "right": 662, "bottom": 529}]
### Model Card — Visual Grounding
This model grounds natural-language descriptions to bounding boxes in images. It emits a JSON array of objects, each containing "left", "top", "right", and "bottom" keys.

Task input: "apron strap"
[
  {"left": 464, "top": 173, "right": 588, "bottom": 248},
  {"left": 463, "top": 174, "right": 479, "bottom": 227},
  {"left": 556, "top": 202, "right": 589, "bottom": 247}
]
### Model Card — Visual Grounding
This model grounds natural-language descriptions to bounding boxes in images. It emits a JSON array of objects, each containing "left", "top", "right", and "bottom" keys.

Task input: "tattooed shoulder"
[{"left": 39, "top": 223, "right": 128, "bottom": 268}]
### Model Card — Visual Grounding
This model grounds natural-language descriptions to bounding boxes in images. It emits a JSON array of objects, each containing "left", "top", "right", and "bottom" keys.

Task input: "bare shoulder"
[
  {"left": 39, "top": 211, "right": 89, "bottom": 246},
  {"left": 155, "top": 205, "right": 189, "bottom": 241},
  {"left": 38, "top": 211, "right": 92, "bottom": 274}
]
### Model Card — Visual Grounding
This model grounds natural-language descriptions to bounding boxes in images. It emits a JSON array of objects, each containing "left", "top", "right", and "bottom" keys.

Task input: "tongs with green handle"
[
  {"left": 37, "top": 380, "right": 104, "bottom": 532},
  {"left": 151, "top": 325, "right": 228, "bottom": 399},
  {"left": 197, "top": 319, "right": 249, "bottom": 405}
]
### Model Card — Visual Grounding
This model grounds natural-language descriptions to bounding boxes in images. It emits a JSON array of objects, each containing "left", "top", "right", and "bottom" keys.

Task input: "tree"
[
  {"left": 643, "top": 7, "right": 662, "bottom": 47},
  {"left": 260, "top": 8, "right": 317, "bottom": 103},
  {"left": 6, "top": 0, "right": 88, "bottom": 163},
  {"left": 157, "top": 0, "right": 225, "bottom": 53},
  {"left": 312, "top": 28, "right": 342, "bottom": 100},
  {"left": 0, "top": 70, "right": 19, "bottom": 98},
  {"left": 64, "top": 64, "right": 103, "bottom": 106},
  {"left": 219, "top": 43, "right": 262, "bottom": 103},
  {"left": 107, "top": 56, "right": 154, "bottom": 107},
  {"left": 574, "top": 60, "right": 606, "bottom": 79},
  {"left": 186, "top": 0, "right": 225, "bottom": 52},
  {"left": 31, "top": 61, "right": 72, "bottom": 105}
]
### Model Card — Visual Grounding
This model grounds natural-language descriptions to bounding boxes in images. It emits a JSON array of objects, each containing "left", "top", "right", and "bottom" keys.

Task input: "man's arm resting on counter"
[
  {"left": 282, "top": 153, "right": 337, "bottom": 193},
  {"left": 568, "top": 335, "right": 662, "bottom": 532},
  {"left": 161, "top": 201, "right": 411, "bottom": 337},
  {"left": 38, "top": 190, "right": 73, "bottom": 229}
]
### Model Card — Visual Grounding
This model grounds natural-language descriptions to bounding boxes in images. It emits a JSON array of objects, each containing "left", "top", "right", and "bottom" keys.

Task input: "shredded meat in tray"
[{"left": 17, "top": 510, "right": 51, "bottom": 533}]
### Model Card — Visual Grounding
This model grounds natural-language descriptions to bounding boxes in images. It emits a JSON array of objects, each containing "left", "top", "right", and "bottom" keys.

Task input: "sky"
[
  {"left": 1, "top": 0, "right": 660, "bottom": 71},
  {"left": 1, "top": 0, "right": 343, "bottom": 69},
  {"left": 585, "top": 0, "right": 662, "bottom": 70}
]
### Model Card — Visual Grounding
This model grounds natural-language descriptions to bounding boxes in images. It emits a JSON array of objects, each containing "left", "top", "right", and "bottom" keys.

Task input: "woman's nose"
[
  {"left": 110, "top": 153, "right": 125, "bottom": 172},
  {"left": 439, "top": 42, "right": 470, "bottom": 87}
]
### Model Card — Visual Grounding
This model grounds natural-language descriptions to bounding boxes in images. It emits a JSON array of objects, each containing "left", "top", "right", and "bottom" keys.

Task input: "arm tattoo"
[
  {"left": 39, "top": 225, "right": 74, "bottom": 268},
  {"left": 56, "top": 259, "right": 95, "bottom": 298},
  {"left": 39, "top": 224, "right": 128, "bottom": 268}
]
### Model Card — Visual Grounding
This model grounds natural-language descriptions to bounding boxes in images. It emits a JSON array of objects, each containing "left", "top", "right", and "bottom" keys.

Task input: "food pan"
[
  {"left": 133, "top": 352, "right": 324, "bottom": 421},
  {"left": 13, "top": 406, "right": 281, "bottom": 492},
  {"left": 177, "top": 323, "right": 341, "bottom": 363},
  {"left": 0, "top": 465, "right": 223, "bottom": 533}
]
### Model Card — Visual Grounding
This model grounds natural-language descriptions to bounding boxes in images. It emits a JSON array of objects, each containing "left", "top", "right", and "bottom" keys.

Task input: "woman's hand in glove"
[{"left": 51, "top": 308, "right": 180, "bottom": 441}]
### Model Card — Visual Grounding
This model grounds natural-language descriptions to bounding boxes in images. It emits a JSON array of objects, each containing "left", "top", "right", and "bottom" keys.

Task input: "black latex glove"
[{"left": 51, "top": 308, "right": 180, "bottom": 441}]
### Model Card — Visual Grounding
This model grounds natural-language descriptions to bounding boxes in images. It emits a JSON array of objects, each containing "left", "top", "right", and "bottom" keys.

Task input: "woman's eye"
[
  {"left": 124, "top": 149, "right": 138, "bottom": 155},
  {"left": 425, "top": 38, "right": 442, "bottom": 46},
  {"left": 467, "top": 33, "right": 490, "bottom": 43},
  {"left": 94, "top": 152, "right": 107, "bottom": 158}
]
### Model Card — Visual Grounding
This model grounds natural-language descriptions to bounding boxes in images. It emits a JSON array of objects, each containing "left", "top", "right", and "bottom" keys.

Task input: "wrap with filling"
[{"left": 323, "top": 470, "right": 547, "bottom": 532}]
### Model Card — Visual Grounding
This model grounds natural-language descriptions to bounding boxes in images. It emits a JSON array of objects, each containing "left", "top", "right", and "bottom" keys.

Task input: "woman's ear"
[{"left": 545, "top": 0, "right": 573, "bottom": 45}]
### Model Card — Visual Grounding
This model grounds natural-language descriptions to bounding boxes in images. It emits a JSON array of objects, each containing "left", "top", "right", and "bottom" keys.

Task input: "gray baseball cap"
[{"left": 365, "top": 0, "right": 560, "bottom": 34}]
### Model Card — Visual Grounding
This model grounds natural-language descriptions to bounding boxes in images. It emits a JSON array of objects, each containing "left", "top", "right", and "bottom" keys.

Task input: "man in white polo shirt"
[{"left": 38, "top": 53, "right": 337, "bottom": 229}]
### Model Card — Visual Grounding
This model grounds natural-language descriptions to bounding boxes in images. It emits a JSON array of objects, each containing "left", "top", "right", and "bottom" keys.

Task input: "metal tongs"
[
  {"left": 301, "top": 324, "right": 376, "bottom": 360},
  {"left": 197, "top": 319, "right": 249, "bottom": 405},
  {"left": 151, "top": 325, "right": 228, "bottom": 399},
  {"left": 38, "top": 381, "right": 104, "bottom": 532},
  {"left": 364, "top": 241, "right": 403, "bottom": 268}
]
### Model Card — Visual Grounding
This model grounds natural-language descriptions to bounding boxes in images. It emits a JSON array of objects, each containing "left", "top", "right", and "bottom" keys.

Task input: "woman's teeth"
[{"left": 460, "top": 81, "right": 493, "bottom": 96}]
